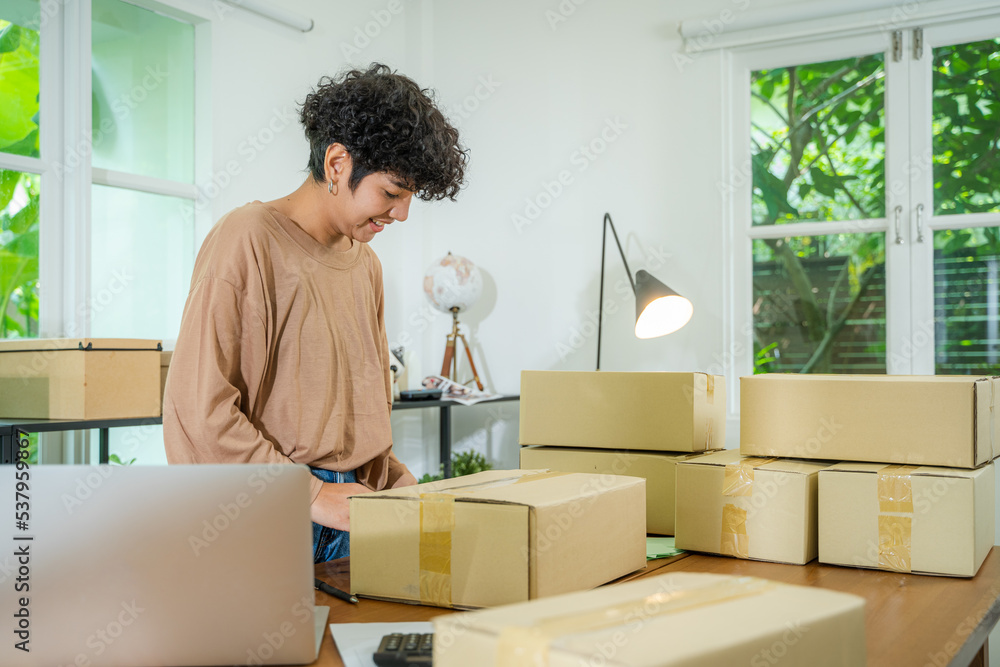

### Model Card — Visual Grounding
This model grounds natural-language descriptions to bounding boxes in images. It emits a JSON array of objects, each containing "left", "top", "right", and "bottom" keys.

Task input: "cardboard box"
[
  {"left": 160, "top": 350, "right": 173, "bottom": 408},
  {"left": 675, "top": 449, "right": 828, "bottom": 565},
  {"left": 0, "top": 338, "right": 162, "bottom": 419},
  {"left": 741, "top": 374, "right": 999, "bottom": 468},
  {"left": 433, "top": 571, "right": 866, "bottom": 667},
  {"left": 519, "top": 446, "right": 718, "bottom": 535},
  {"left": 520, "top": 371, "right": 725, "bottom": 451},
  {"left": 819, "top": 462, "right": 994, "bottom": 577},
  {"left": 350, "top": 469, "right": 646, "bottom": 609}
]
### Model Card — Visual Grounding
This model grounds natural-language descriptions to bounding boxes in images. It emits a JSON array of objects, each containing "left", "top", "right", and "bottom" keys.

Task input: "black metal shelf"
[{"left": 0, "top": 416, "right": 163, "bottom": 464}]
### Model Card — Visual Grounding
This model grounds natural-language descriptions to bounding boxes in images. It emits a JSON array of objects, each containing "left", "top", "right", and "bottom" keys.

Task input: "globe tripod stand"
[{"left": 440, "top": 307, "right": 484, "bottom": 391}]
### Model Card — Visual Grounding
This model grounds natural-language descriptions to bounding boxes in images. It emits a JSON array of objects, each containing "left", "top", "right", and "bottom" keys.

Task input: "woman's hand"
[{"left": 310, "top": 481, "right": 372, "bottom": 531}]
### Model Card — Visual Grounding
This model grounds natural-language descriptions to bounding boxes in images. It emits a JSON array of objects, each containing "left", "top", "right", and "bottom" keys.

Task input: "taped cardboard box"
[
  {"left": 675, "top": 449, "right": 828, "bottom": 565},
  {"left": 520, "top": 446, "right": 719, "bottom": 535},
  {"left": 350, "top": 469, "right": 646, "bottom": 609},
  {"left": 818, "top": 462, "right": 994, "bottom": 577},
  {"left": 741, "top": 374, "right": 1000, "bottom": 468},
  {"left": 520, "top": 371, "right": 725, "bottom": 452},
  {"left": 433, "top": 571, "right": 866, "bottom": 667},
  {"left": 0, "top": 338, "right": 162, "bottom": 419}
]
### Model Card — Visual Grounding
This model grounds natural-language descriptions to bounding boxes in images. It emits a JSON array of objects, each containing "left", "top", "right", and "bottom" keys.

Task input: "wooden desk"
[{"left": 308, "top": 549, "right": 1000, "bottom": 666}]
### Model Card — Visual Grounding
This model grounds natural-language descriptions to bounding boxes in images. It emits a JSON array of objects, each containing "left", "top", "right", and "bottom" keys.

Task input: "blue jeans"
[{"left": 309, "top": 467, "right": 355, "bottom": 563}]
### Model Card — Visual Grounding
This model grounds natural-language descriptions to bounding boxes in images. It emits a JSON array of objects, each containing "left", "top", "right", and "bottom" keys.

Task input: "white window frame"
[
  {"left": 0, "top": 0, "right": 213, "bottom": 341},
  {"left": 707, "top": 0, "right": 1000, "bottom": 417}
]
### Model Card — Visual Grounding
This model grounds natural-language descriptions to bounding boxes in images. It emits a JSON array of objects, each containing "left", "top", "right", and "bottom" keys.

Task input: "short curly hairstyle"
[{"left": 299, "top": 64, "right": 468, "bottom": 202}]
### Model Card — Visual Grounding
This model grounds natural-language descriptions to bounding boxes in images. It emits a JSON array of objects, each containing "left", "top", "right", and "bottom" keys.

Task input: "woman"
[{"left": 164, "top": 64, "right": 468, "bottom": 562}]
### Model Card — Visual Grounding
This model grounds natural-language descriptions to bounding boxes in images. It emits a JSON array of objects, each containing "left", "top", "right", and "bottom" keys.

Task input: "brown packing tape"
[
  {"left": 719, "top": 458, "right": 774, "bottom": 560},
  {"left": 878, "top": 515, "right": 912, "bottom": 573},
  {"left": 876, "top": 464, "right": 916, "bottom": 573},
  {"left": 704, "top": 375, "right": 716, "bottom": 448},
  {"left": 991, "top": 379, "right": 997, "bottom": 461},
  {"left": 877, "top": 465, "right": 917, "bottom": 514},
  {"left": 419, "top": 493, "right": 454, "bottom": 607},
  {"left": 720, "top": 504, "right": 749, "bottom": 559},
  {"left": 494, "top": 577, "right": 778, "bottom": 666},
  {"left": 512, "top": 471, "right": 572, "bottom": 485},
  {"left": 722, "top": 457, "right": 774, "bottom": 497},
  {"left": 436, "top": 470, "right": 572, "bottom": 495}
]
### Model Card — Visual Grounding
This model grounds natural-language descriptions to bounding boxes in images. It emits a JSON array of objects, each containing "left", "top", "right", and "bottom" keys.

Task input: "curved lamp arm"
[{"left": 597, "top": 213, "right": 635, "bottom": 371}]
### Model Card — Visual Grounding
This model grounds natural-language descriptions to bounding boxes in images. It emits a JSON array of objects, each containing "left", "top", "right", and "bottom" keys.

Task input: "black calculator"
[{"left": 373, "top": 632, "right": 433, "bottom": 666}]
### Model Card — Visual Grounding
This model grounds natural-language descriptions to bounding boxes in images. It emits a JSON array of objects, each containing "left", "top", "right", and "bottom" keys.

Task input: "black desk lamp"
[{"left": 596, "top": 212, "right": 693, "bottom": 370}]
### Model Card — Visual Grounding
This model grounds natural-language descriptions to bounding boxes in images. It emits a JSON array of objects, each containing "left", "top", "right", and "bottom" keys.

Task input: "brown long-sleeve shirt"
[{"left": 163, "top": 201, "right": 409, "bottom": 501}]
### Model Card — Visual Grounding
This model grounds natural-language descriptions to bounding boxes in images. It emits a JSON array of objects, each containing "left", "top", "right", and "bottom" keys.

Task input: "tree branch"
[
  {"left": 798, "top": 105, "right": 881, "bottom": 176},
  {"left": 751, "top": 91, "right": 790, "bottom": 125},
  {"left": 827, "top": 260, "right": 849, "bottom": 325},
  {"left": 800, "top": 263, "right": 879, "bottom": 374},
  {"left": 767, "top": 238, "right": 826, "bottom": 342},
  {"left": 814, "top": 129, "right": 871, "bottom": 218}
]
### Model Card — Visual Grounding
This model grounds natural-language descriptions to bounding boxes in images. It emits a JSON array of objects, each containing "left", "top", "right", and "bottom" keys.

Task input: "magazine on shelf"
[{"left": 420, "top": 375, "right": 502, "bottom": 406}]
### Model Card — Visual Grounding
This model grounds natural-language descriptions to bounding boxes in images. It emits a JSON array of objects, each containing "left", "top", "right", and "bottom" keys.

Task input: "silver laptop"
[{"left": 0, "top": 463, "right": 327, "bottom": 666}]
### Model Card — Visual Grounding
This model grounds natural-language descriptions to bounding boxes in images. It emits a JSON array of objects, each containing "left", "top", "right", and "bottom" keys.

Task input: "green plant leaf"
[
  {"left": 5, "top": 225, "right": 37, "bottom": 257},
  {"left": 942, "top": 231, "right": 973, "bottom": 256},
  {"left": 0, "top": 169, "right": 19, "bottom": 211},
  {"left": 0, "top": 30, "right": 40, "bottom": 155},
  {"left": 0, "top": 24, "right": 20, "bottom": 54},
  {"left": 7, "top": 194, "right": 37, "bottom": 234},
  {"left": 1, "top": 128, "right": 38, "bottom": 157}
]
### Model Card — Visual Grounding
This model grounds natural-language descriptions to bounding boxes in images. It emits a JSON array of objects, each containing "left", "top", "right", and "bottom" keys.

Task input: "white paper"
[{"left": 329, "top": 622, "right": 434, "bottom": 667}]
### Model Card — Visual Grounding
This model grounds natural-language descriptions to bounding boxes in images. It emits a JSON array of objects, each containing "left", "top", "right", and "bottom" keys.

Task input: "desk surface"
[{"left": 307, "top": 548, "right": 1000, "bottom": 667}]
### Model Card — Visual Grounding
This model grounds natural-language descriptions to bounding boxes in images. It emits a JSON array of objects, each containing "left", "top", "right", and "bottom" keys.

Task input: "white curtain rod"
[
  {"left": 679, "top": 0, "right": 1000, "bottom": 52},
  {"left": 220, "top": 0, "right": 314, "bottom": 32}
]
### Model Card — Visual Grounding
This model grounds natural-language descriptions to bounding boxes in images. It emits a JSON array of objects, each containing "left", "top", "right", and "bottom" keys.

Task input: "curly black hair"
[{"left": 300, "top": 64, "right": 468, "bottom": 202}]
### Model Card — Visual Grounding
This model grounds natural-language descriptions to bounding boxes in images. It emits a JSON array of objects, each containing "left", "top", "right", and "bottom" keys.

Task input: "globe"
[{"left": 423, "top": 252, "right": 483, "bottom": 313}]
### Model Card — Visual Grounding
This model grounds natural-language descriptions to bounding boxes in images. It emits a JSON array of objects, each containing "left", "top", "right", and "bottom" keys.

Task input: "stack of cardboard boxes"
[
  {"left": 740, "top": 374, "right": 997, "bottom": 578},
  {"left": 672, "top": 373, "right": 996, "bottom": 576},
  {"left": 431, "top": 370, "right": 870, "bottom": 665},
  {"left": 518, "top": 370, "right": 727, "bottom": 535}
]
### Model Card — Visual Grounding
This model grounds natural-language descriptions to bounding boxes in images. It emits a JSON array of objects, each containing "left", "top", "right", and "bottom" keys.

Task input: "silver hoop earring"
[{"left": 328, "top": 180, "right": 334, "bottom": 194}]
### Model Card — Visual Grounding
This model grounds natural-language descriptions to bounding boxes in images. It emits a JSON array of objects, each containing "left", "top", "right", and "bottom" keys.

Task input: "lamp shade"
[{"left": 633, "top": 269, "right": 693, "bottom": 339}]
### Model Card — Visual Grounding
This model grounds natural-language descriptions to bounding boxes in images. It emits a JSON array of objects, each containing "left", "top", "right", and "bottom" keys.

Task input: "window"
[
  {"left": 750, "top": 54, "right": 887, "bottom": 373},
  {"left": 720, "top": 7, "right": 1000, "bottom": 394},
  {"left": 928, "top": 36, "right": 1000, "bottom": 375},
  {"left": 0, "top": 0, "right": 209, "bottom": 464},
  {"left": 90, "top": 0, "right": 197, "bottom": 339}
]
